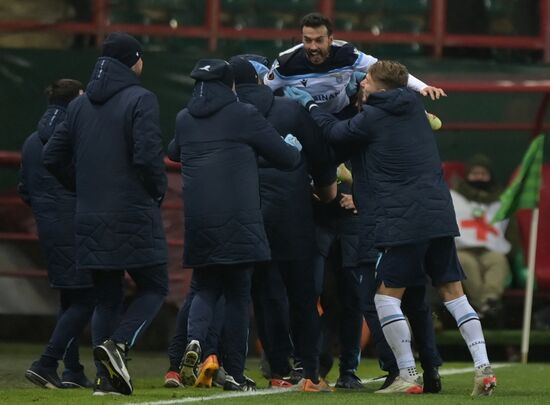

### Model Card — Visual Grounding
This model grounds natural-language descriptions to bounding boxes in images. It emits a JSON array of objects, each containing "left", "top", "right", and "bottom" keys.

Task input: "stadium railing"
[{"left": 0, "top": 0, "right": 549, "bottom": 61}]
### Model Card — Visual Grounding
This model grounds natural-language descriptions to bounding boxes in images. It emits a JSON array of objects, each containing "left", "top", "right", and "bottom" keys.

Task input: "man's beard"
[{"left": 306, "top": 48, "right": 329, "bottom": 64}]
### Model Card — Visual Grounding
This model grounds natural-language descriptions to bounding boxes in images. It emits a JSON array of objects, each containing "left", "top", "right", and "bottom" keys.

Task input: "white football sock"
[
  {"left": 444, "top": 295, "right": 490, "bottom": 368},
  {"left": 374, "top": 294, "right": 418, "bottom": 378}
]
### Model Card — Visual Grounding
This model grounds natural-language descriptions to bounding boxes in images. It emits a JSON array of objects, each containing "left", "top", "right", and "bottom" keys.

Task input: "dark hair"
[
  {"left": 368, "top": 60, "right": 408, "bottom": 89},
  {"left": 300, "top": 12, "right": 333, "bottom": 36},
  {"left": 45, "top": 79, "right": 84, "bottom": 105}
]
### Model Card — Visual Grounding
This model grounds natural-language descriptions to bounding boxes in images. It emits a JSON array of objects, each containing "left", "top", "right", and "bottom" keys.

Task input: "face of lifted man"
[{"left": 302, "top": 25, "right": 333, "bottom": 65}]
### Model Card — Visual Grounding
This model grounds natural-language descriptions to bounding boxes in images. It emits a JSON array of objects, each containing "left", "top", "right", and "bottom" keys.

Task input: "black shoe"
[
  {"left": 423, "top": 367, "right": 442, "bottom": 393},
  {"left": 61, "top": 368, "right": 94, "bottom": 389},
  {"left": 212, "top": 366, "right": 227, "bottom": 388},
  {"left": 378, "top": 371, "right": 398, "bottom": 391},
  {"left": 92, "top": 375, "right": 122, "bottom": 396},
  {"left": 179, "top": 340, "right": 201, "bottom": 386},
  {"left": 223, "top": 375, "right": 257, "bottom": 391},
  {"left": 25, "top": 361, "right": 63, "bottom": 389},
  {"left": 93, "top": 340, "right": 132, "bottom": 395},
  {"left": 288, "top": 366, "right": 303, "bottom": 385},
  {"left": 335, "top": 373, "right": 364, "bottom": 389}
]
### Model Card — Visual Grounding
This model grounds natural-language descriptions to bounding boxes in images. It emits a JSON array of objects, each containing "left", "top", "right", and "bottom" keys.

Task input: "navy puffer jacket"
[
  {"left": 169, "top": 81, "right": 301, "bottom": 267},
  {"left": 43, "top": 57, "right": 167, "bottom": 270},
  {"left": 236, "top": 83, "right": 335, "bottom": 261},
  {"left": 18, "top": 105, "right": 93, "bottom": 288},
  {"left": 312, "top": 88, "right": 459, "bottom": 248}
]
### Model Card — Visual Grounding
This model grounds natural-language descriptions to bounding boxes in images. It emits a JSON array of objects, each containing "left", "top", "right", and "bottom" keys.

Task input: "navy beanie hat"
[
  {"left": 190, "top": 59, "right": 234, "bottom": 88},
  {"left": 228, "top": 56, "right": 259, "bottom": 85},
  {"left": 102, "top": 32, "right": 142, "bottom": 67}
]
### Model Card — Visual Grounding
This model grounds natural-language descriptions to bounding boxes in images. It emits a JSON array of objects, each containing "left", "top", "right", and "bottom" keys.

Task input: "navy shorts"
[{"left": 376, "top": 236, "right": 465, "bottom": 288}]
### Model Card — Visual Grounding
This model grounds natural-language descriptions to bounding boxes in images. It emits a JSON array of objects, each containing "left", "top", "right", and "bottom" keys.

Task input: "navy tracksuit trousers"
[
  {"left": 91, "top": 264, "right": 168, "bottom": 349},
  {"left": 40, "top": 288, "right": 95, "bottom": 370},
  {"left": 252, "top": 258, "right": 320, "bottom": 381},
  {"left": 187, "top": 264, "right": 253, "bottom": 384},
  {"left": 166, "top": 272, "right": 225, "bottom": 371}
]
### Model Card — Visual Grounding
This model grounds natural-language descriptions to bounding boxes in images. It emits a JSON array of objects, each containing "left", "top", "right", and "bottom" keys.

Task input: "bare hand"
[
  {"left": 339, "top": 193, "right": 357, "bottom": 214},
  {"left": 420, "top": 86, "right": 447, "bottom": 100}
]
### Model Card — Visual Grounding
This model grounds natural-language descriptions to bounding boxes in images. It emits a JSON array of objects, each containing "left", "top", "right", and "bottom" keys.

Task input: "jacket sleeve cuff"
[{"left": 306, "top": 100, "right": 318, "bottom": 111}]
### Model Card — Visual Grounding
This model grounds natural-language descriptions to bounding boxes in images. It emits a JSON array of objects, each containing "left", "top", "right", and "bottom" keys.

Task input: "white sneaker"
[
  {"left": 375, "top": 375, "right": 423, "bottom": 394},
  {"left": 472, "top": 366, "right": 496, "bottom": 396}
]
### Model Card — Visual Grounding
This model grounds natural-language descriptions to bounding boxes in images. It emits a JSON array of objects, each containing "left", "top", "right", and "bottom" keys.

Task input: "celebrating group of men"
[{"left": 18, "top": 11, "right": 496, "bottom": 398}]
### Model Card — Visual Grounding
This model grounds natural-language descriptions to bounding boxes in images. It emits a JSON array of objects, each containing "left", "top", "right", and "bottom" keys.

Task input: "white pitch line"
[
  {"left": 361, "top": 362, "right": 510, "bottom": 384},
  {"left": 123, "top": 388, "right": 288, "bottom": 405},
  {"left": 123, "top": 363, "right": 511, "bottom": 405}
]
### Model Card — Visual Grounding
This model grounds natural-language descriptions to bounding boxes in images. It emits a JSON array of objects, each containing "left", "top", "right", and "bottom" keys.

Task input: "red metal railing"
[
  {"left": 431, "top": 80, "right": 550, "bottom": 137},
  {"left": 0, "top": 0, "right": 549, "bottom": 62}
]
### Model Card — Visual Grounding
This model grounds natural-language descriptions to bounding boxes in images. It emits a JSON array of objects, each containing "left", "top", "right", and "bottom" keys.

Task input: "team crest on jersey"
[
  {"left": 335, "top": 74, "right": 343, "bottom": 84},
  {"left": 301, "top": 79, "right": 308, "bottom": 87}
]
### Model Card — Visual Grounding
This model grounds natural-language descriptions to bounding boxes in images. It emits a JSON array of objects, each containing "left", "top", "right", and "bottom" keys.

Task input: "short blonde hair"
[{"left": 368, "top": 60, "right": 408, "bottom": 90}]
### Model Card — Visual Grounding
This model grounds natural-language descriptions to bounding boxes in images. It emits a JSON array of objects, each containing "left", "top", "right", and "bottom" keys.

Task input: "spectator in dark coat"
[
  {"left": 19, "top": 79, "right": 96, "bottom": 390},
  {"left": 229, "top": 55, "right": 336, "bottom": 391},
  {"left": 43, "top": 33, "right": 168, "bottom": 396},
  {"left": 168, "top": 58, "right": 301, "bottom": 392},
  {"left": 286, "top": 60, "right": 495, "bottom": 396}
]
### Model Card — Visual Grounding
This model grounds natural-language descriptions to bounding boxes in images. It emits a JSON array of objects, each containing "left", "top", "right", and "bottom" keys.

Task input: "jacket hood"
[
  {"left": 37, "top": 105, "right": 67, "bottom": 144},
  {"left": 366, "top": 87, "right": 415, "bottom": 115},
  {"left": 235, "top": 84, "right": 274, "bottom": 117},
  {"left": 86, "top": 57, "right": 140, "bottom": 104},
  {"left": 187, "top": 80, "right": 237, "bottom": 118}
]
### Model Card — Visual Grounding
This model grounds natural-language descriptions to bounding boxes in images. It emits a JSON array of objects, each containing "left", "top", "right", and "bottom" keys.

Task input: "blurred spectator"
[{"left": 450, "top": 154, "right": 522, "bottom": 322}]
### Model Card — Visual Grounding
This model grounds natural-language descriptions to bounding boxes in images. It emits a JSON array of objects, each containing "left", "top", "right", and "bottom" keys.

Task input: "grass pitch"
[{"left": 0, "top": 342, "right": 548, "bottom": 405}]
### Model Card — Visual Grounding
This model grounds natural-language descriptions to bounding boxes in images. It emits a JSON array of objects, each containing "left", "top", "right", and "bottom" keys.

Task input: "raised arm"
[
  {"left": 407, "top": 73, "right": 446, "bottom": 100},
  {"left": 310, "top": 107, "right": 368, "bottom": 145},
  {"left": 241, "top": 106, "right": 301, "bottom": 171},
  {"left": 354, "top": 49, "right": 446, "bottom": 100}
]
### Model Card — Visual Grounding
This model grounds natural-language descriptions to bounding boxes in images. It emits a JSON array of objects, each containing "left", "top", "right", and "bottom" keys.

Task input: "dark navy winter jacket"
[
  {"left": 313, "top": 169, "right": 361, "bottom": 267},
  {"left": 43, "top": 57, "right": 167, "bottom": 270},
  {"left": 168, "top": 81, "right": 301, "bottom": 267},
  {"left": 236, "top": 83, "right": 335, "bottom": 261},
  {"left": 311, "top": 87, "right": 459, "bottom": 248},
  {"left": 18, "top": 105, "right": 93, "bottom": 288}
]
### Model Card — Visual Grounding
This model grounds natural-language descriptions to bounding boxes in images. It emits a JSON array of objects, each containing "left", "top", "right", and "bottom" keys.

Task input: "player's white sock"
[
  {"left": 374, "top": 294, "right": 418, "bottom": 379},
  {"left": 444, "top": 295, "right": 490, "bottom": 368}
]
